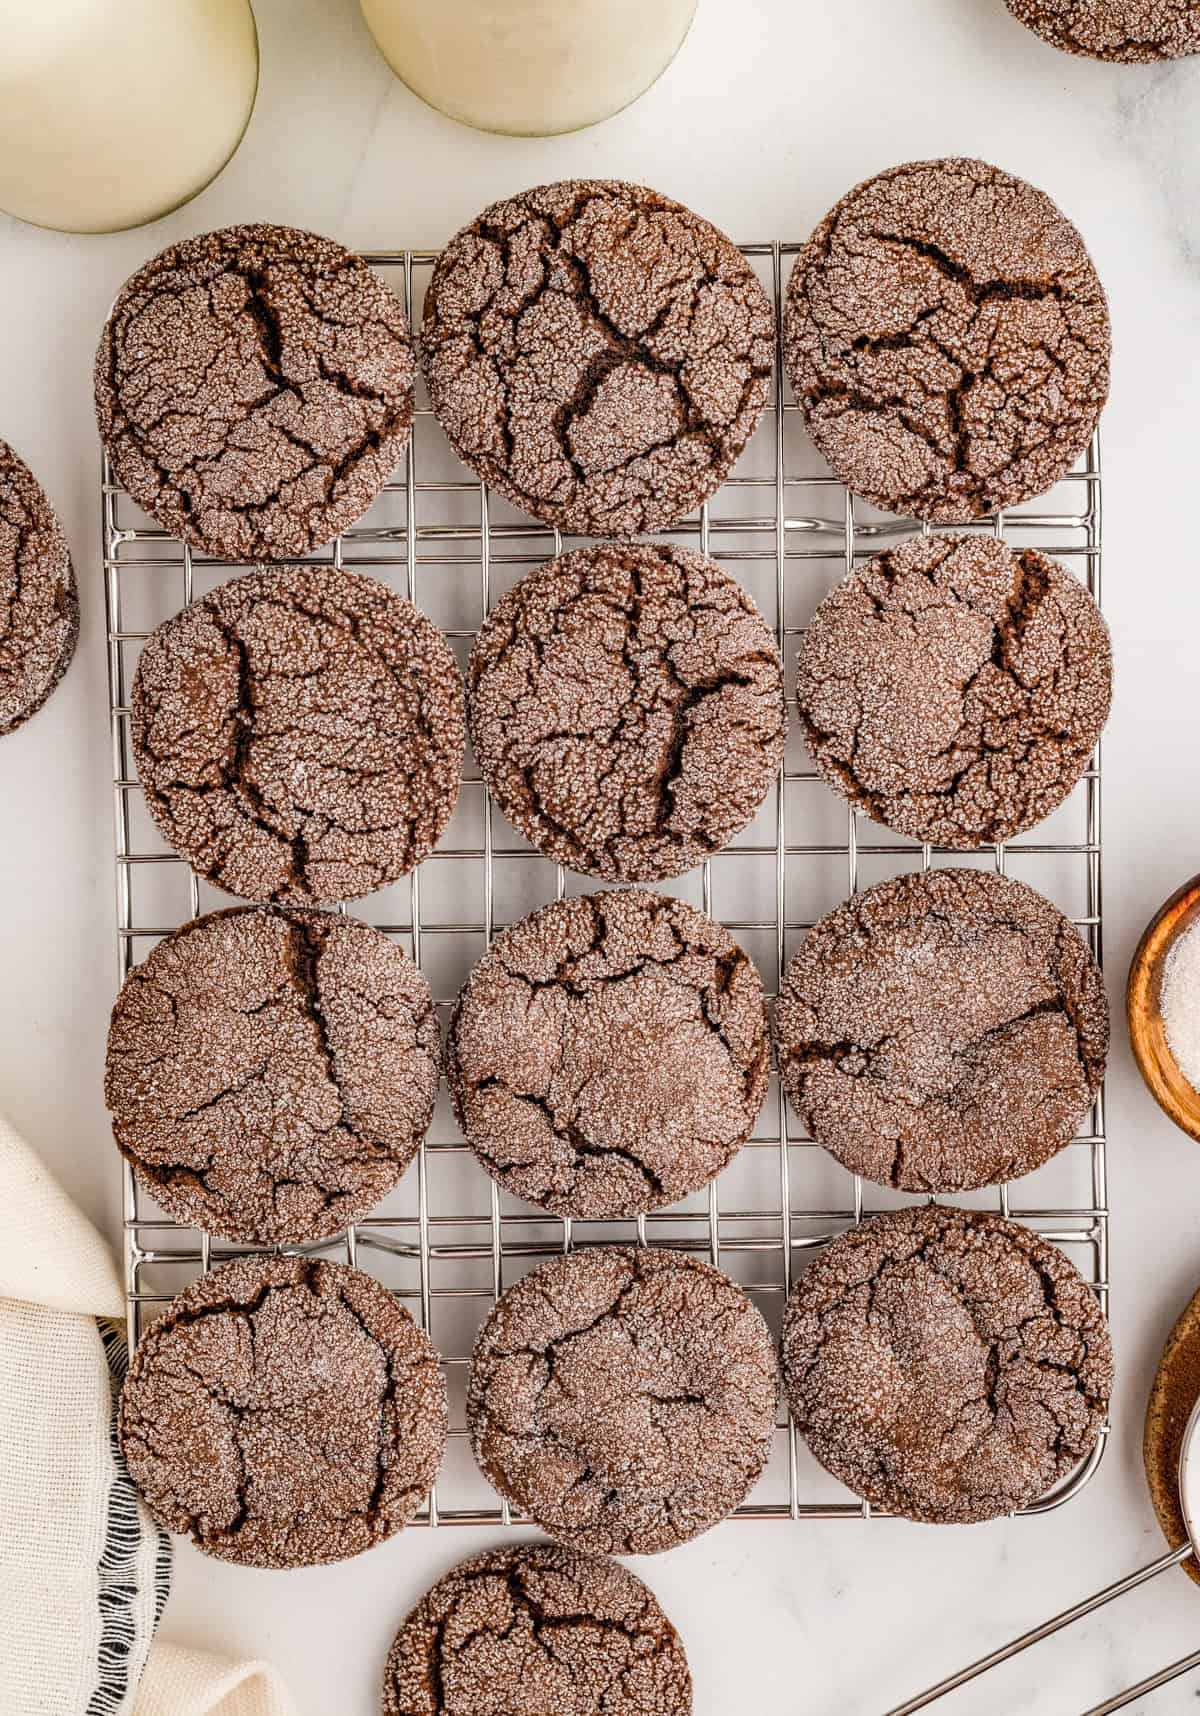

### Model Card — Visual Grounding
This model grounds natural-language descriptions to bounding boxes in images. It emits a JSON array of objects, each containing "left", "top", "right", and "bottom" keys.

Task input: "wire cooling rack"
[{"left": 102, "top": 242, "right": 1108, "bottom": 1526}]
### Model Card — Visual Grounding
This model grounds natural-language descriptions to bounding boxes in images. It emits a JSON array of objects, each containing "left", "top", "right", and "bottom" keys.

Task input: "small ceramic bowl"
[{"left": 1128, "top": 874, "right": 1200, "bottom": 1142}]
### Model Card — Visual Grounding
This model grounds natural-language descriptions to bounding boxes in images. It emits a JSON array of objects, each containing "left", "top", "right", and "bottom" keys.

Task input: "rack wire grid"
[{"left": 103, "top": 241, "right": 1108, "bottom": 1527}]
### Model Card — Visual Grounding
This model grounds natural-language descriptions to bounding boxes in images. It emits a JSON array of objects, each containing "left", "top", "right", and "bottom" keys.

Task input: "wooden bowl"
[{"left": 1128, "top": 874, "right": 1200, "bottom": 1142}]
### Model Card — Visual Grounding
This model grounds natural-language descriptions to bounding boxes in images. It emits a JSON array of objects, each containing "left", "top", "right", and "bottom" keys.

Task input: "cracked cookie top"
[
  {"left": 447, "top": 890, "right": 768, "bottom": 1220},
  {"left": 783, "top": 158, "right": 1110, "bottom": 522},
  {"left": 420, "top": 180, "right": 774, "bottom": 535},
  {"left": 130, "top": 564, "right": 465, "bottom": 904},
  {"left": 119, "top": 1255, "right": 447, "bottom": 1567},
  {"left": 105, "top": 906, "right": 439, "bottom": 1245},
  {"left": 95, "top": 224, "right": 414, "bottom": 561},
  {"left": 467, "top": 544, "right": 786, "bottom": 881},
  {"left": 794, "top": 534, "right": 1112, "bottom": 848},
  {"left": 467, "top": 1246, "right": 778, "bottom": 1554},
  {"left": 782, "top": 1203, "right": 1112, "bottom": 1522},
  {"left": 383, "top": 1543, "right": 693, "bottom": 1716},
  {"left": 1005, "top": 0, "right": 1200, "bottom": 60},
  {"left": 774, "top": 868, "right": 1108, "bottom": 1192},
  {"left": 0, "top": 438, "right": 78, "bottom": 736}
]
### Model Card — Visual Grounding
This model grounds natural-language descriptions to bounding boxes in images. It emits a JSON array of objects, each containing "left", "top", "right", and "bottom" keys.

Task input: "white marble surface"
[{"left": 3, "top": 0, "right": 1200, "bottom": 1710}]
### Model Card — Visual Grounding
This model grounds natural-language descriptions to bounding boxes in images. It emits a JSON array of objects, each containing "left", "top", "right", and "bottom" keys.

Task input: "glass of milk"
[
  {"left": 359, "top": 0, "right": 698, "bottom": 135},
  {"left": 0, "top": 0, "right": 258, "bottom": 234}
]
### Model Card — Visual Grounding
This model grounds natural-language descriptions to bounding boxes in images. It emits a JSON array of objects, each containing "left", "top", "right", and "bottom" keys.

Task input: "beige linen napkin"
[{"left": 0, "top": 1110, "right": 297, "bottom": 1716}]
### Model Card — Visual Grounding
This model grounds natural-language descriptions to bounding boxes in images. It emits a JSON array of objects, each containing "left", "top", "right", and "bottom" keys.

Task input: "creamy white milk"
[
  {"left": 359, "top": 0, "right": 698, "bottom": 136},
  {"left": 0, "top": 0, "right": 258, "bottom": 233}
]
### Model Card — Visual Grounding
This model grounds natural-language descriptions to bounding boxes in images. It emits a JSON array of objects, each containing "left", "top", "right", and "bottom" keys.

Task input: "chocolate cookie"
[
  {"left": 383, "top": 1544, "right": 693, "bottom": 1716},
  {"left": 1144, "top": 1280, "right": 1200, "bottom": 1586},
  {"left": 782, "top": 1204, "right": 1113, "bottom": 1523},
  {"left": 775, "top": 868, "right": 1108, "bottom": 1192},
  {"left": 421, "top": 179, "right": 773, "bottom": 535},
  {"left": 467, "top": 1246, "right": 778, "bottom": 1554},
  {"left": 468, "top": 544, "right": 785, "bottom": 881},
  {"left": 448, "top": 890, "right": 768, "bottom": 1219},
  {"left": 1006, "top": 0, "right": 1200, "bottom": 60},
  {"left": 0, "top": 439, "right": 78, "bottom": 735},
  {"left": 131, "top": 564, "right": 464, "bottom": 904},
  {"left": 119, "top": 1255, "right": 447, "bottom": 1567},
  {"left": 95, "top": 224, "right": 414, "bottom": 561},
  {"left": 106, "top": 906, "right": 439, "bottom": 1244},
  {"left": 783, "top": 159, "right": 1110, "bottom": 522},
  {"left": 794, "top": 534, "right": 1111, "bottom": 848}
]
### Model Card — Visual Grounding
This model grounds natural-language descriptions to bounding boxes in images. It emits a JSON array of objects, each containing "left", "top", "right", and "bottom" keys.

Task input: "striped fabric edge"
[{"left": 87, "top": 1321, "right": 172, "bottom": 1716}]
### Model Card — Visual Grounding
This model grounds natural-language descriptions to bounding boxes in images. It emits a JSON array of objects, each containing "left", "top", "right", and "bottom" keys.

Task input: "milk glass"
[
  {"left": 359, "top": 0, "right": 698, "bottom": 136},
  {"left": 0, "top": 0, "right": 258, "bottom": 234}
]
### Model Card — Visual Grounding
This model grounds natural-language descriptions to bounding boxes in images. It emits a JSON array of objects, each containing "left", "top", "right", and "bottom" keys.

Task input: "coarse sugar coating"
[
  {"left": 105, "top": 906, "right": 439, "bottom": 1245},
  {"left": 447, "top": 890, "right": 769, "bottom": 1219},
  {"left": 794, "top": 533, "right": 1112, "bottom": 848},
  {"left": 95, "top": 223, "right": 414, "bottom": 561},
  {"left": 0, "top": 438, "right": 78, "bottom": 736},
  {"left": 782, "top": 1203, "right": 1113, "bottom": 1523},
  {"left": 1005, "top": 0, "right": 1200, "bottom": 60},
  {"left": 783, "top": 158, "right": 1110, "bottom": 521},
  {"left": 467, "top": 1246, "right": 778, "bottom": 1555},
  {"left": 118, "top": 1255, "right": 447, "bottom": 1567},
  {"left": 421, "top": 179, "right": 774, "bottom": 535},
  {"left": 383, "top": 1543, "right": 693, "bottom": 1716},
  {"left": 130, "top": 564, "right": 464, "bottom": 904},
  {"left": 468, "top": 543, "right": 786, "bottom": 882},
  {"left": 774, "top": 868, "right": 1108, "bottom": 1192}
]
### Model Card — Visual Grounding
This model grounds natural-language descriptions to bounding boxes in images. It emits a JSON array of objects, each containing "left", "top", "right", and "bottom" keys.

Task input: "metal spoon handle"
[
  {"left": 1080, "top": 1644, "right": 1200, "bottom": 1714},
  {"left": 882, "top": 1544, "right": 1191, "bottom": 1715}
]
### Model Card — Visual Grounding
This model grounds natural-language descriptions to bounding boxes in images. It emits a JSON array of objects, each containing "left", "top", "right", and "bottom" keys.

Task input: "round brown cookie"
[
  {"left": 1005, "top": 0, "right": 1200, "bottom": 61},
  {"left": 448, "top": 890, "right": 768, "bottom": 1219},
  {"left": 783, "top": 158, "right": 1110, "bottom": 522},
  {"left": 421, "top": 179, "right": 773, "bottom": 535},
  {"left": 468, "top": 543, "right": 785, "bottom": 881},
  {"left": 467, "top": 1246, "right": 777, "bottom": 1554},
  {"left": 119, "top": 1254, "right": 446, "bottom": 1567},
  {"left": 782, "top": 1203, "right": 1112, "bottom": 1523},
  {"left": 0, "top": 439, "right": 78, "bottom": 735},
  {"left": 1144, "top": 1280, "right": 1200, "bottom": 1586},
  {"left": 774, "top": 868, "right": 1108, "bottom": 1192},
  {"left": 95, "top": 223, "right": 414, "bottom": 561},
  {"left": 130, "top": 564, "right": 464, "bottom": 904},
  {"left": 383, "top": 1544, "right": 693, "bottom": 1716},
  {"left": 105, "top": 906, "right": 439, "bottom": 1245},
  {"left": 794, "top": 534, "right": 1112, "bottom": 849}
]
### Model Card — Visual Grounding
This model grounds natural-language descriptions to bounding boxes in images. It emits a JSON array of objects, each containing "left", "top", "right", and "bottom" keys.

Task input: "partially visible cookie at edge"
[
  {"left": 783, "top": 158, "right": 1110, "bottom": 522},
  {"left": 0, "top": 438, "right": 78, "bottom": 735},
  {"left": 130, "top": 564, "right": 464, "bottom": 904},
  {"left": 105, "top": 906, "right": 439, "bottom": 1245},
  {"left": 119, "top": 1255, "right": 447, "bottom": 1567},
  {"left": 467, "top": 1245, "right": 778, "bottom": 1555},
  {"left": 782, "top": 1203, "right": 1113, "bottom": 1523},
  {"left": 794, "top": 533, "right": 1112, "bottom": 848},
  {"left": 1145, "top": 1279, "right": 1200, "bottom": 1586},
  {"left": 96, "top": 223, "right": 415, "bottom": 561},
  {"left": 383, "top": 1544, "right": 693, "bottom": 1715},
  {"left": 774, "top": 867, "right": 1109, "bottom": 1192},
  {"left": 421, "top": 179, "right": 774, "bottom": 535},
  {"left": 467, "top": 542, "right": 786, "bottom": 881},
  {"left": 448, "top": 889, "right": 769, "bottom": 1219},
  {"left": 1005, "top": 0, "right": 1200, "bottom": 61}
]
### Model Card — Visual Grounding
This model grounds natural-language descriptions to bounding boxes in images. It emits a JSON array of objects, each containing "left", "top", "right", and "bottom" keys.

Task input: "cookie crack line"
[
  {"left": 467, "top": 1246, "right": 778, "bottom": 1554},
  {"left": 95, "top": 223, "right": 415, "bottom": 561},
  {"left": 447, "top": 890, "right": 769, "bottom": 1218},
  {"left": 782, "top": 1205, "right": 1112, "bottom": 1522},
  {"left": 782, "top": 159, "right": 1110, "bottom": 522},
  {"left": 422, "top": 179, "right": 774, "bottom": 535}
]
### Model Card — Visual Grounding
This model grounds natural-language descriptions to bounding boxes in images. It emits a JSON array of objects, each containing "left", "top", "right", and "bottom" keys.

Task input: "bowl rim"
[{"left": 1127, "top": 872, "right": 1200, "bottom": 1143}]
